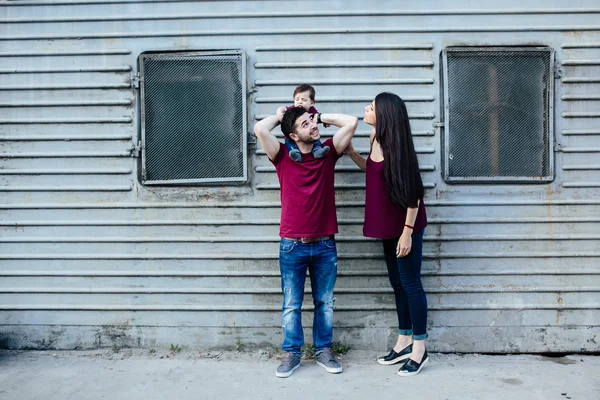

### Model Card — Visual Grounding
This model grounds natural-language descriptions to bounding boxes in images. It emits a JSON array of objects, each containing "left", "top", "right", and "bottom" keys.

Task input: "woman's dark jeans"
[{"left": 382, "top": 230, "right": 428, "bottom": 340}]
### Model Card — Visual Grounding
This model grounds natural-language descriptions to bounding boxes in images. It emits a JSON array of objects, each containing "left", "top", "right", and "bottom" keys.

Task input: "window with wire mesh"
[
  {"left": 140, "top": 51, "right": 246, "bottom": 184},
  {"left": 442, "top": 48, "right": 554, "bottom": 182}
]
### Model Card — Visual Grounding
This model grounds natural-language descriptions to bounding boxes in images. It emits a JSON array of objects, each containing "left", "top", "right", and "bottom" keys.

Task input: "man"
[{"left": 254, "top": 107, "right": 358, "bottom": 378}]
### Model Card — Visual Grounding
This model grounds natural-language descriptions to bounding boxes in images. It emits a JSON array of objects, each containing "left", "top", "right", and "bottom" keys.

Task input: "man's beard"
[
  {"left": 297, "top": 130, "right": 319, "bottom": 144},
  {"left": 297, "top": 137, "right": 318, "bottom": 145}
]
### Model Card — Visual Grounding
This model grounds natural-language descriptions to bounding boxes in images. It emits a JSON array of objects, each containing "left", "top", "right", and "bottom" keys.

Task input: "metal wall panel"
[{"left": 0, "top": 0, "right": 599, "bottom": 353}]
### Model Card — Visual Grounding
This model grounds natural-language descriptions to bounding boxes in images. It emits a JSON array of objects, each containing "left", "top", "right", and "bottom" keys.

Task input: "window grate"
[
  {"left": 442, "top": 47, "right": 554, "bottom": 183},
  {"left": 139, "top": 50, "right": 247, "bottom": 185}
]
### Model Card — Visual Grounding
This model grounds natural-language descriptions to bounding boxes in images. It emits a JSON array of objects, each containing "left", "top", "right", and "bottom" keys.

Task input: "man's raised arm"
[
  {"left": 320, "top": 114, "right": 359, "bottom": 155},
  {"left": 253, "top": 115, "right": 281, "bottom": 161}
]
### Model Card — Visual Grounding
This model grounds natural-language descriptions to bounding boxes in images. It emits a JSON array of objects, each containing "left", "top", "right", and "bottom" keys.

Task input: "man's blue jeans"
[{"left": 279, "top": 237, "right": 338, "bottom": 356}]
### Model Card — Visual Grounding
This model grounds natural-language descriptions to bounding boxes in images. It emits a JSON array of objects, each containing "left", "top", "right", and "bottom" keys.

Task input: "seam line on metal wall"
[
  {"left": 559, "top": 146, "right": 600, "bottom": 152},
  {"left": 0, "top": 169, "right": 132, "bottom": 175},
  {"left": 271, "top": 132, "right": 433, "bottom": 139},
  {"left": 255, "top": 44, "right": 434, "bottom": 51},
  {"left": 0, "top": 135, "right": 133, "bottom": 141},
  {"left": 562, "top": 78, "right": 600, "bottom": 84},
  {"left": 0, "top": 67, "right": 131, "bottom": 73},
  {"left": 562, "top": 59, "right": 600, "bottom": 65},
  {"left": 0, "top": 305, "right": 596, "bottom": 312},
  {"left": 561, "top": 43, "right": 600, "bottom": 48},
  {"left": 562, "top": 182, "right": 600, "bottom": 188},
  {"left": 0, "top": 186, "right": 133, "bottom": 192},
  {"left": 255, "top": 183, "right": 438, "bottom": 190},
  {"left": 255, "top": 114, "right": 434, "bottom": 120},
  {"left": 254, "top": 165, "right": 436, "bottom": 172},
  {"left": 561, "top": 95, "right": 600, "bottom": 101},
  {"left": 0, "top": 84, "right": 132, "bottom": 90},
  {"left": 254, "top": 96, "right": 434, "bottom": 103},
  {"left": 2, "top": 200, "right": 600, "bottom": 209},
  {"left": 255, "top": 79, "right": 435, "bottom": 86},
  {"left": 3, "top": 217, "right": 599, "bottom": 226},
  {"left": 284, "top": 131, "right": 435, "bottom": 138},
  {"left": 0, "top": 100, "right": 133, "bottom": 107},
  {"left": 1, "top": 252, "right": 599, "bottom": 260},
  {"left": 563, "top": 165, "right": 600, "bottom": 170},
  {"left": 561, "top": 113, "right": 600, "bottom": 119},
  {"left": 3, "top": 26, "right": 600, "bottom": 41},
  {"left": 0, "top": 151, "right": 131, "bottom": 158},
  {"left": 3, "top": 270, "right": 598, "bottom": 277},
  {"left": 256, "top": 147, "right": 435, "bottom": 155},
  {"left": 5, "top": 8, "right": 600, "bottom": 21},
  {"left": 2, "top": 234, "right": 599, "bottom": 243},
  {"left": 561, "top": 130, "right": 600, "bottom": 135},
  {"left": 2, "top": 287, "right": 598, "bottom": 294},
  {"left": 0, "top": 118, "right": 133, "bottom": 124},
  {"left": 0, "top": 50, "right": 132, "bottom": 56},
  {"left": 255, "top": 61, "right": 434, "bottom": 68}
]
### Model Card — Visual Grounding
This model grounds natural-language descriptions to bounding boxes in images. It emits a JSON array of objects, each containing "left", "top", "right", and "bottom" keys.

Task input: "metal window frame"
[
  {"left": 441, "top": 46, "right": 555, "bottom": 184},
  {"left": 139, "top": 50, "right": 248, "bottom": 185}
]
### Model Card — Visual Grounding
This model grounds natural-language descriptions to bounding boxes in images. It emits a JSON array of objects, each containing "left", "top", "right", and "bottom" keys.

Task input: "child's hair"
[{"left": 293, "top": 84, "right": 315, "bottom": 101}]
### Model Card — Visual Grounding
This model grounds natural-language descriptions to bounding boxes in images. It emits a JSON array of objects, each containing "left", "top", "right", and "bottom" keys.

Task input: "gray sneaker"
[
  {"left": 275, "top": 352, "right": 301, "bottom": 378},
  {"left": 316, "top": 348, "right": 343, "bottom": 374}
]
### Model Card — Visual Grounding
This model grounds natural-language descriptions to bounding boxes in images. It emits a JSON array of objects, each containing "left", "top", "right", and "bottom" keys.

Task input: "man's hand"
[
  {"left": 254, "top": 115, "right": 281, "bottom": 161},
  {"left": 319, "top": 114, "right": 359, "bottom": 155}
]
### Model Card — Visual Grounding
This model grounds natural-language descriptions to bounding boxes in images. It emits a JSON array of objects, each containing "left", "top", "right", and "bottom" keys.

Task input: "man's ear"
[{"left": 288, "top": 132, "right": 299, "bottom": 142}]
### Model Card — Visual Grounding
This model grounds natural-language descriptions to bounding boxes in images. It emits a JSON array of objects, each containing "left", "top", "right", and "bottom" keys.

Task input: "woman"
[{"left": 345, "top": 92, "right": 429, "bottom": 376}]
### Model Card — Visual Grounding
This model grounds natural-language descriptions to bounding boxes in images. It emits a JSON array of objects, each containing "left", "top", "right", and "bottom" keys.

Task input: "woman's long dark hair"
[{"left": 374, "top": 92, "right": 424, "bottom": 208}]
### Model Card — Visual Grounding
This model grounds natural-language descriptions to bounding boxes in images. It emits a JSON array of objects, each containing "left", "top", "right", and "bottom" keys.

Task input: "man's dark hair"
[
  {"left": 281, "top": 107, "right": 308, "bottom": 139},
  {"left": 293, "top": 84, "right": 315, "bottom": 101}
]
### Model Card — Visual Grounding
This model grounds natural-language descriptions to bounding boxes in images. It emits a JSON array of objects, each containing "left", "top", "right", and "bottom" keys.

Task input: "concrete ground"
[{"left": 0, "top": 349, "right": 598, "bottom": 400}]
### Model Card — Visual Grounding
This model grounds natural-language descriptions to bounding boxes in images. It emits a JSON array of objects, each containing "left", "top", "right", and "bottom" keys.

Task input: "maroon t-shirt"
[
  {"left": 363, "top": 156, "right": 427, "bottom": 239},
  {"left": 271, "top": 138, "right": 342, "bottom": 237}
]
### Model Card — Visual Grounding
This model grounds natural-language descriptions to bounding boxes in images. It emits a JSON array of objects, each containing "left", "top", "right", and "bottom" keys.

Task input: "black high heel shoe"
[
  {"left": 397, "top": 350, "right": 429, "bottom": 376},
  {"left": 377, "top": 344, "right": 413, "bottom": 365}
]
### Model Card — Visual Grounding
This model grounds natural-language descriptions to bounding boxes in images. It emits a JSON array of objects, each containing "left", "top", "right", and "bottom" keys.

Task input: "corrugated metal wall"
[{"left": 0, "top": 0, "right": 598, "bottom": 353}]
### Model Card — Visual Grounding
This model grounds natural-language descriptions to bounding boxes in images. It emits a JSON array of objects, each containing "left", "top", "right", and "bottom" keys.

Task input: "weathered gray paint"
[{"left": 0, "top": 0, "right": 599, "bottom": 353}]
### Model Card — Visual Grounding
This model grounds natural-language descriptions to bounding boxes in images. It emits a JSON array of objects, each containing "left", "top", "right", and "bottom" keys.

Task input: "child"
[{"left": 276, "top": 84, "right": 330, "bottom": 163}]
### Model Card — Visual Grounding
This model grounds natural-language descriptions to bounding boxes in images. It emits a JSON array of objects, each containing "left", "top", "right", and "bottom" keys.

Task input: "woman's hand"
[
  {"left": 344, "top": 141, "right": 355, "bottom": 155},
  {"left": 396, "top": 231, "right": 412, "bottom": 258},
  {"left": 344, "top": 140, "right": 366, "bottom": 172}
]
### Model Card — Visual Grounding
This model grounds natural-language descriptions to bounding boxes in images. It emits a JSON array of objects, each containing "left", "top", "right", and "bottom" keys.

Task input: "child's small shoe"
[
  {"left": 312, "top": 145, "right": 330, "bottom": 159},
  {"left": 289, "top": 149, "right": 302, "bottom": 163}
]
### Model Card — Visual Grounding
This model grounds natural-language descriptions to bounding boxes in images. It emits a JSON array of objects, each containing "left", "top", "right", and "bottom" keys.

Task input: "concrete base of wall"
[{"left": 1, "top": 325, "right": 598, "bottom": 353}]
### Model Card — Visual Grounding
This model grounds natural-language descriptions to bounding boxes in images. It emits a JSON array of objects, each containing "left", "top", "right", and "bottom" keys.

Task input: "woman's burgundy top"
[{"left": 363, "top": 156, "right": 427, "bottom": 239}]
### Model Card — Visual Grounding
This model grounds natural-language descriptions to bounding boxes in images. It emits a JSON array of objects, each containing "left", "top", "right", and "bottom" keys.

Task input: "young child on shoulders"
[{"left": 276, "top": 84, "right": 330, "bottom": 163}]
